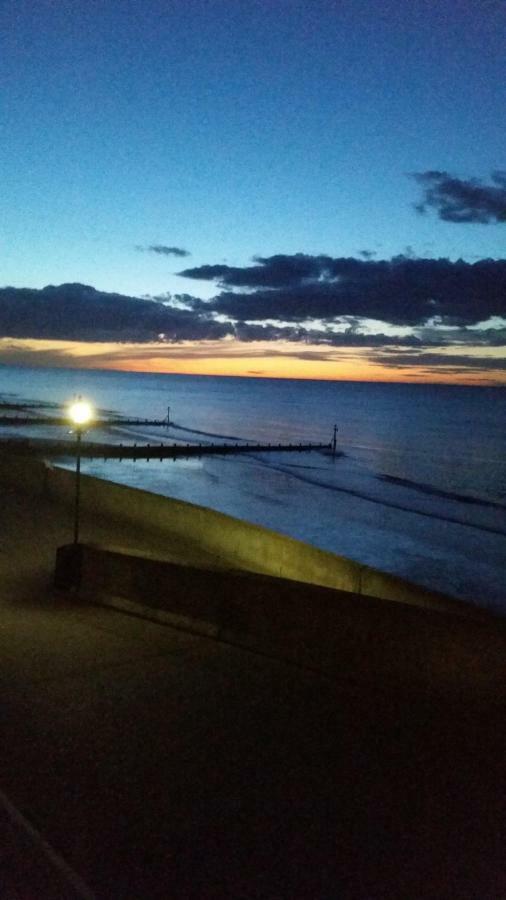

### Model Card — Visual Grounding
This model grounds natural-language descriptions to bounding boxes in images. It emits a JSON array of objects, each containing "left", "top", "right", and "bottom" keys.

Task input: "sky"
[{"left": 1, "top": 0, "right": 505, "bottom": 383}]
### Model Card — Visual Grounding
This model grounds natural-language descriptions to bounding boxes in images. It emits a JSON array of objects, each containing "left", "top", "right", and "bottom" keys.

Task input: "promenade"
[{"left": 0, "top": 468, "right": 505, "bottom": 898}]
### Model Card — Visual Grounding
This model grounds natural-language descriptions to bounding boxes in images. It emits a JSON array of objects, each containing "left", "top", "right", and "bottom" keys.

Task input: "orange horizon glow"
[{"left": 0, "top": 337, "right": 504, "bottom": 387}]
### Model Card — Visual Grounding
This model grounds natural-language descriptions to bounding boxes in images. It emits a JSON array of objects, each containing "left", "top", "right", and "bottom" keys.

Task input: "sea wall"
[
  {"left": 55, "top": 542, "right": 506, "bottom": 701},
  {"left": 0, "top": 451, "right": 483, "bottom": 614},
  {"left": 4, "top": 451, "right": 504, "bottom": 700}
]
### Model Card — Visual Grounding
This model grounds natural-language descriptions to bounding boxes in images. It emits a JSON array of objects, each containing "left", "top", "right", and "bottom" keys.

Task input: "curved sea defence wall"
[
  {"left": 2, "top": 451, "right": 479, "bottom": 614},
  {"left": 4, "top": 452, "right": 505, "bottom": 701},
  {"left": 0, "top": 451, "right": 490, "bottom": 614},
  {"left": 55, "top": 541, "right": 506, "bottom": 701}
]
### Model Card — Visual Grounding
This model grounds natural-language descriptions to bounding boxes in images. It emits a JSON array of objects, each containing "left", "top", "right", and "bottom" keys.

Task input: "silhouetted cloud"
[
  {"left": 1, "top": 252, "right": 505, "bottom": 380},
  {"left": 0, "top": 283, "right": 228, "bottom": 342},
  {"left": 180, "top": 254, "right": 327, "bottom": 288},
  {"left": 412, "top": 171, "right": 506, "bottom": 223},
  {"left": 371, "top": 347, "right": 506, "bottom": 375},
  {"left": 417, "top": 322, "right": 506, "bottom": 347},
  {"left": 0, "top": 282, "right": 431, "bottom": 349},
  {"left": 137, "top": 244, "right": 191, "bottom": 257},
  {"left": 180, "top": 254, "right": 506, "bottom": 326},
  {"left": 233, "top": 321, "right": 422, "bottom": 347}
]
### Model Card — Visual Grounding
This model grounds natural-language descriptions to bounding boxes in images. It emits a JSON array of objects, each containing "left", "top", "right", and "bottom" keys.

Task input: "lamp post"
[{"left": 68, "top": 398, "right": 93, "bottom": 544}]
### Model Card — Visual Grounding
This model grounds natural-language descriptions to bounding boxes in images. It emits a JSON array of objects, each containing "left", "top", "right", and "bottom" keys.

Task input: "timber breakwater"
[
  {"left": 0, "top": 409, "right": 335, "bottom": 459},
  {"left": 0, "top": 435, "right": 332, "bottom": 460}
]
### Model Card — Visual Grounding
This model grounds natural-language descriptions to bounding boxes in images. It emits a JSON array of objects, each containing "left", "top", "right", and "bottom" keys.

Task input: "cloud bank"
[
  {"left": 179, "top": 253, "right": 506, "bottom": 327},
  {"left": 1, "top": 249, "right": 504, "bottom": 380},
  {"left": 0, "top": 283, "right": 226, "bottom": 342},
  {"left": 412, "top": 171, "right": 506, "bottom": 224}
]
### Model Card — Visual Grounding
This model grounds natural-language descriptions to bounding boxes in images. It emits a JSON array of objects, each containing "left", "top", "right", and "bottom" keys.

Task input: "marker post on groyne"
[{"left": 332, "top": 424, "right": 338, "bottom": 457}]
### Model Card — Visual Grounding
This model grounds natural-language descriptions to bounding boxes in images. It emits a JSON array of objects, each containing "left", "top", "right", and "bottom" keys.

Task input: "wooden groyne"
[
  {"left": 0, "top": 416, "right": 170, "bottom": 427},
  {"left": 1, "top": 437, "right": 332, "bottom": 460},
  {"left": 0, "top": 407, "right": 338, "bottom": 458}
]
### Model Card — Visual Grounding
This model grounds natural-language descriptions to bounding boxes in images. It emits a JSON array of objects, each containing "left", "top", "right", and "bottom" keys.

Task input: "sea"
[{"left": 1, "top": 364, "right": 505, "bottom": 614}]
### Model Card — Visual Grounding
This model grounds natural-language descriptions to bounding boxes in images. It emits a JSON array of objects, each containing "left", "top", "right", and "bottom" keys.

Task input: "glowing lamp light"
[
  {"left": 69, "top": 399, "right": 93, "bottom": 427},
  {"left": 67, "top": 397, "right": 94, "bottom": 544}
]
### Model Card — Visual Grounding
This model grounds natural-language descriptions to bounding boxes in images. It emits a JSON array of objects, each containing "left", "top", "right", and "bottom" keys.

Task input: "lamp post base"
[{"left": 54, "top": 543, "right": 83, "bottom": 591}]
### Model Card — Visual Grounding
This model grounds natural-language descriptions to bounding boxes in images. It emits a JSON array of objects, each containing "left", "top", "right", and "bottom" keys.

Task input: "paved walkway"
[{"left": 0, "top": 479, "right": 505, "bottom": 898}]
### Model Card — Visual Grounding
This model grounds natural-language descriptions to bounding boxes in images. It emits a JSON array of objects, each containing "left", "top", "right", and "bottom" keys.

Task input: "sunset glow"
[
  {"left": 0, "top": 2, "right": 504, "bottom": 384},
  {"left": 1, "top": 337, "right": 503, "bottom": 386}
]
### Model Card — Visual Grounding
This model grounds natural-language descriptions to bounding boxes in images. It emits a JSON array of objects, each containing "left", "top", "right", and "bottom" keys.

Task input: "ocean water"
[{"left": 1, "top": 364, "right": 505, "bottom": 613}]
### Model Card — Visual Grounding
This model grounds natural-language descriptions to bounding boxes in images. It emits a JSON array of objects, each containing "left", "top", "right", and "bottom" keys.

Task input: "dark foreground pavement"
[
  {"left": 2, "top": 599, "right": 505, "bottom": 899},
  {"left": 1, "top": 482, "right": 505, "bottom": 898}
]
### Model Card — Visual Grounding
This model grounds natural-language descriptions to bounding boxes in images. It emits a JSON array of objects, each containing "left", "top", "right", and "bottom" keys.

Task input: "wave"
[
  {"left": 378, "top": 474, "right": 506, "bottom": 511},
  {"left": 244, "top": 453, "right": 506, "bottom": 538},
  {"left": 168, "top": 422, "right": 251, "bottom": 442},
  {"left": 281, "top": 463, "right": 328, "bottom": 471},
  {"left": 108, "top": 419, "right": 256, "bottom": 445}
]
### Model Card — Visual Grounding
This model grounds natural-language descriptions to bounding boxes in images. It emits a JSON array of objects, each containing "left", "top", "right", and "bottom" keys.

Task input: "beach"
[
  {"left": 2, "top": 2, "right": 505, "bottom": 892},
  {"left": 1, "top": 366, "right": 505, "bottom": 614}
]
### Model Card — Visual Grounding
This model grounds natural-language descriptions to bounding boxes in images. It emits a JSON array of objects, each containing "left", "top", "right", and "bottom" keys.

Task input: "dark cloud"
[
  {"left": 358, "top": 250, "right": 376, "bottom": 259},
  {"left": 483, "top": 327, "right": 506, "bottom": 346},
  {"left": 371, "top": 347, "right": 506, "bottom": 373},
  {"left": 418, "top": 323, "right": 506, "bottom": 346},
  {"left": 412, "top": 171, "right": 506, "bottom": 224},
  {"left": 181, "top": 254, "right": 506, "bottom": 326},
  {"left": 0, "top": 283, "right": 229, "bottom": 342},
  {"left": 2, "top": 258, "right": 505, "bottom": 372},
  {"left": 0, "top": 281, "right": 428, "bottom": 349},
  {"left": 233, "top": 321, "right": 422, "bottom": 347},
  {"left": 138, "top": 244, "right": 191, "bottom": 257},
  {"left": 180, "top": 254, "right": 329, "bottom": 288}
]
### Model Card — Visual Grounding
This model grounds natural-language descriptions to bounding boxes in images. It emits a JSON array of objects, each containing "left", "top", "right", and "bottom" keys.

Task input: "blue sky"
[{"left": 1, "top": 0, "right": 505, "bottom": 382}]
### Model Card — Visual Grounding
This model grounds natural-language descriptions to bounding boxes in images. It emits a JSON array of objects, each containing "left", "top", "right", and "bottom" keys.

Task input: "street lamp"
[{"left": 68, "top": 398, "right": 93, "bottom": 544}]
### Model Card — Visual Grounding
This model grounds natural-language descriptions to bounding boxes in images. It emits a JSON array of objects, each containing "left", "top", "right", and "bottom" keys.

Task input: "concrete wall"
[
  {"left": 0, "top": 451, "right": 484, "bottom": 614},
  {"left": 5, "top": 450, "right": 503, "bottom": 701},
  {"left": 55, "top": 543, "right": 506, "bottom": 703}
]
